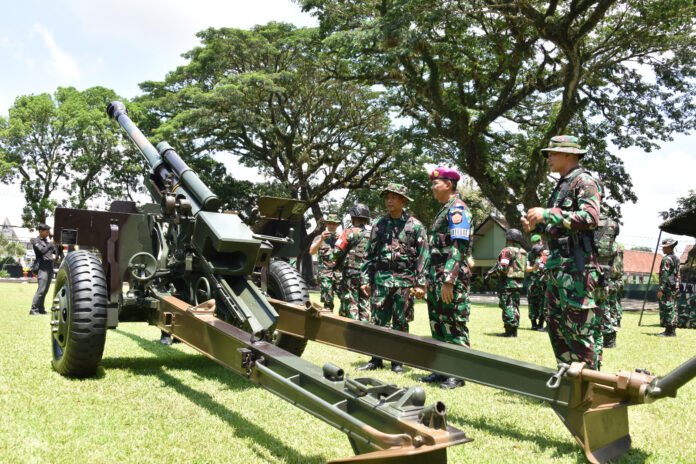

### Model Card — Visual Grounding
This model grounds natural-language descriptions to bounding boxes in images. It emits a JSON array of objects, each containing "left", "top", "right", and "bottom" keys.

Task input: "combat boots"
[
  {"left": 391, "top": 362, "right": 404, "bottom": 374},
  {"left": 657, "top": 326, "right": 677, "bottom": 337},
  {"left": 420, "top": 372, "right": 447, "bottom": 383},
  {"left": 358, "top": 357, "right": 384, "bottom": 370},
  {"left": 603, "top": 332, "right": 617, "bottom": 348},
  {"left": 531, "top": 319, "right": 538, "bottom": 330},
  {"left": 537, "top": 319, "right": 546, "bottom": 332},
  {"left": 440, "top": 377, "right": 465, "bottom": 389}
]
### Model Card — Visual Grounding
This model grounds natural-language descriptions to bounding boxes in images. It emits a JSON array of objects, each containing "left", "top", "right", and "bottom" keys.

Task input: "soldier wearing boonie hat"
[
  {"left": 358, "top": 182, "right": 428, "bottom": 374},
  {"left": 310, "top": 212, "right": 343, "bottom": 311},
  {"left": 522, "top": 134, "right": 604, "bottom": 370},
  {"left": 657, "top": 238, "right": 680, "bottom": 337},
  {"left": 423, "top": 166, "right": 472, "bottom": 389}
]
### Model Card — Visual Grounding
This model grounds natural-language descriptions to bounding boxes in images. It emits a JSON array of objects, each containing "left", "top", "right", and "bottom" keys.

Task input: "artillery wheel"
[
  {"left": 51, "top": 250, "right": 108, "bottom": 378},
  {"left": 267, "top": 259, "right": 309, "bottom": 357}
]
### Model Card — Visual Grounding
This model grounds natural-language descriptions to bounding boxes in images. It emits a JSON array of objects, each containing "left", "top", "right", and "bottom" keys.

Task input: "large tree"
[
  {"left": 300, "top": 0, "right": 696, "bottom": 227},
  {"left": 0, "top": 87, "right": 137, "bottom": 226},
  {"left": 139, "top": 22, "right": 404, "bottom": 278}
]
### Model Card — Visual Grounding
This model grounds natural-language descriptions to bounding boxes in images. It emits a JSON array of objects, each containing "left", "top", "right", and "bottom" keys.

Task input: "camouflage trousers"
[
  {"left": 527, "top": 275, "right": 546, "bottom": 322},
  {"left": 339, "top": 272, "right": 369, "bottom": 322},
  {"left": 319, "top": 271, "right": 337, "bottom": 310},
  {"left": 546, "top": 268, "right": 601, "bottom": 371},
  {"left": 498, "top": 286, "right": 520, "bottom": 329},
  {"left": 658, "top": 287, "right": 678, "bottom": 328},
  {"left": 370, "top": 285, "right": 413, "bottom": 332},
  {"left": 426, "top": 276, "right": 471, "bottom": 347},
  {"left": 595, "top": 279, "right": 619, "bottom": 336},
  {"left": 677, "top": 293, "right": 696, "bottom": 328}
]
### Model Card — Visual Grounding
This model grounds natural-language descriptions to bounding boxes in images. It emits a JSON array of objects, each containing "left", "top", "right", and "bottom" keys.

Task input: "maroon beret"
[{"left": 429, "top": 167, "right": 460, "bottom": 181}]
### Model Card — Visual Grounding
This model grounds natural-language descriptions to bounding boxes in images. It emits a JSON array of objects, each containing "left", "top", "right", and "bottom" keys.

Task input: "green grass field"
[{"left": 0, "top": 281, "right": 694, "bottom": 463}]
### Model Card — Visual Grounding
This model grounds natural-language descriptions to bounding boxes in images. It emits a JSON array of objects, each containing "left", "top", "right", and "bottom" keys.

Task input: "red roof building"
[{"left": 623, "top": 249, "right": 662, "bottom": 284}]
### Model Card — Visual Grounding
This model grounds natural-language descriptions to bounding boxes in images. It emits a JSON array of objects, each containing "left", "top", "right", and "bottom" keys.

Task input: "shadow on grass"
[
  {"left": 98, "top": 329, "right": 328, "bottom": 464},
  {"left": 447, "top": 411, "right": 650, "bottom": 463}
]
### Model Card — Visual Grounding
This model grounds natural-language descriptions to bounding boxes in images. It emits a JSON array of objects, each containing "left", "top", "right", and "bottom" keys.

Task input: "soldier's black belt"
[{"left": 375, "top": 261, "right": 408, "bottom": 271}]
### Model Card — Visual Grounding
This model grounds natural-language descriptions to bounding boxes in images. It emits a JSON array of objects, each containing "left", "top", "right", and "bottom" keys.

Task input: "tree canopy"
[
  {"left": 0, "top": 87, "right": 138, "bottom": 226},
  {"left": 139, "top": 22, "right": 404, "bottom": 228},
  {"left": 300, "top": 0, "right": 696, "bottom": 227}
]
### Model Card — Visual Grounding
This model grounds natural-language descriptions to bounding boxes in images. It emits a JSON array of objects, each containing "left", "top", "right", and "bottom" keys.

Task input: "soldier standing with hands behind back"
[
  {"left": 29, "top": 223, "right": 58, "bottom": 316},
  {"left": 522, "top": 135, "right": 603, "bottom": 371}
]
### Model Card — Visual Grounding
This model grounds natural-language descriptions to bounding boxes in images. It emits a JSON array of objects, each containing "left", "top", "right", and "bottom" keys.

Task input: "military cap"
[
  {"left": 661, "top": 238, "right": 678, "bottom": 248},
  {"left": 38, "top": 223, "right": 51, "bottom": 231},
  {"left": 324, "top": 213, "right": 341, "bottom": 223},
  {"left": 429, "top": 167, "right": 461, "bottom": 182},
  {"left": 381, "top": 182, "right": 413, "bottom": 202},
  {"left": 541, "top": 135, "right": 587, "bottom": 157},
  {"left": 530, "top": 234, "right": 542, "bottom": 243}
]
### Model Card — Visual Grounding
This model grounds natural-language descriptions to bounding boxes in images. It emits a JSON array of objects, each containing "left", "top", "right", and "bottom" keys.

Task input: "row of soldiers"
[
  {"left": 312, "top": 134, "right": 692, "bottom": 378},
  {"left": 311, "top": 169, "right": 471, "bottom": 389}
]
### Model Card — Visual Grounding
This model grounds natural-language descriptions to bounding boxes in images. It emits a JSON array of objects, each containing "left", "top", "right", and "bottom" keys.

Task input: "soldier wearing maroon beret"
[{"left": 422, "top": 167, "right": 473, "bottom": 389}]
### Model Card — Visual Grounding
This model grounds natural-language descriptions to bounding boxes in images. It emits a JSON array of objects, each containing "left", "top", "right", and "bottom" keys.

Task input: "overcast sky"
[{"left": 0, "top": 0, "right": 693, "bottom": 254}]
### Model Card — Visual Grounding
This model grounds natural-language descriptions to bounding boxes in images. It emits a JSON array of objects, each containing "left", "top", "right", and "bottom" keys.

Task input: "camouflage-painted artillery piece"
[{"left": 51, "top": 102, "right": 695, "bottom": 464}]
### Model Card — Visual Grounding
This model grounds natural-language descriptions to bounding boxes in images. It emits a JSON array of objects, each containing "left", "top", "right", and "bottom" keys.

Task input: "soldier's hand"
[
  {"left": 525, "top": 207, "right": 545, "bottom": 230},
  {"left": 361, "top": 284, "right": 371, "bottom": 297},
  {"left": 441, "top": 282, "right": 454, "bottom": 304},
  {"left": 657, "top": 290, "right": 663, "bottom": 300},
  {"left": 413, "top": 285, "right": 425, "bottom": 300},
  {"left": 321, "top": 230, "right": 331, "bottom": 240}
]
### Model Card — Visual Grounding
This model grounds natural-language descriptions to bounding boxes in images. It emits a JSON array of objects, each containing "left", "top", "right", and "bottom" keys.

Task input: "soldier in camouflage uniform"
[
  {"left": 309, "top": 213, "right": 342, "bottom": 311},
  {"left": 657, "top": 238, "right": 680, "bottom": 337},
  {"left": 422, "top": 167, "right": 472, "bottom": 389},
  {"left": 594, "top": 216, "right": 620, "bottom": 349},
  {"left": 487, "top": 228, "right": 528, "bottom": 337},
  {"left": 677, "top": 244, "right": 695, "bottom": 329},
  {"left": 331, "top": 204, "right": 371, "bottom": 322},
  {"left": 526, "top": 234, "right": 547, "bottom": 331},
  {"left": 523, "top": 135, "right": 603, "bottom": 371},
  {"left": 359, "top": 183, "right": 428, "bottom": 374},
  {"left": 613, "top": 243, "right": 625, "bottom": 328}
]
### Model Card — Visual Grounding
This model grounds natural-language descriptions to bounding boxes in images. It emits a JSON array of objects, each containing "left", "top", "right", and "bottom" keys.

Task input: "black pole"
[{"left": 639, "top": 230, "right": 662, "bottom": 326}]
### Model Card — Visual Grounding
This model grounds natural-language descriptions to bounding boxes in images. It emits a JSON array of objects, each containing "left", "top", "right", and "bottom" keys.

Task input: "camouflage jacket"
[
  {"left": 659, "top": 252, "right": 680, "bottom": 291},
  {"left": 361, "top": 213, "right": 429, "bottom": 288},
  {"left": 543, "top": 166, "right": 601, "bottom": 272},
  {"left": 317, "top": 233, "right": 339, "bottom": 274},
  {"left": 429, "top": 195, "right": 472, "bottom": 285},
  {"left": 496, "top": 246, "right": 527, "bottom": 288},
  {"left": 332, "top": 225, "right": 370, "bottom": 274}
]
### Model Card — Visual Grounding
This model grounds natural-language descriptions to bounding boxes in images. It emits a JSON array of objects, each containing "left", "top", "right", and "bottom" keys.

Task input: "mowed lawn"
[{"left": 0, "top": 281, "right": 694, "bottom": 464}]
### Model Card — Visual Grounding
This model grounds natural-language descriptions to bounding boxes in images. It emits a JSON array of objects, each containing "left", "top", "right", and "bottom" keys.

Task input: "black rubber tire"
[
  {"left": 267, "top": 259, "right": 309, "bottom": 357},
  {"left": 51, "top": 250, "right": 108, "bottom": 378}
]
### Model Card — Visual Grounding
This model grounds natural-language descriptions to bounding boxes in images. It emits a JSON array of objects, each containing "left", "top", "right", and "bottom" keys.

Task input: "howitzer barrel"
[{"left": 106, "top": 101, "right": 220, "bottom": 213}]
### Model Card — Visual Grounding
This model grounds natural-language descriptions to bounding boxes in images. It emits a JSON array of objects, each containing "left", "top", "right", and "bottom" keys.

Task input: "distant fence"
[{"left": 623, "top": 283, "right": 659, "bottom": 302}]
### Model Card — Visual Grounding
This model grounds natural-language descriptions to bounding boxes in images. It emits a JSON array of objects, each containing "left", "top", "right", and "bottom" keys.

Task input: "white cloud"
[
  {"left": 68, "top": 0, "right": 316, "bottom": 57},
  {"left": 33, "top": 24, "right": 81, "bottom": 81}
]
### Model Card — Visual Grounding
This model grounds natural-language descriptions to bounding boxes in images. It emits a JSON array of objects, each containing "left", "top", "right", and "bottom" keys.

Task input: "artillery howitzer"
[
  {"left": 50, "top": 102, "right": 695, "bottom": 464},
  {"left": 50, "top": 101, "right": 469, "bottom": 463}
]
